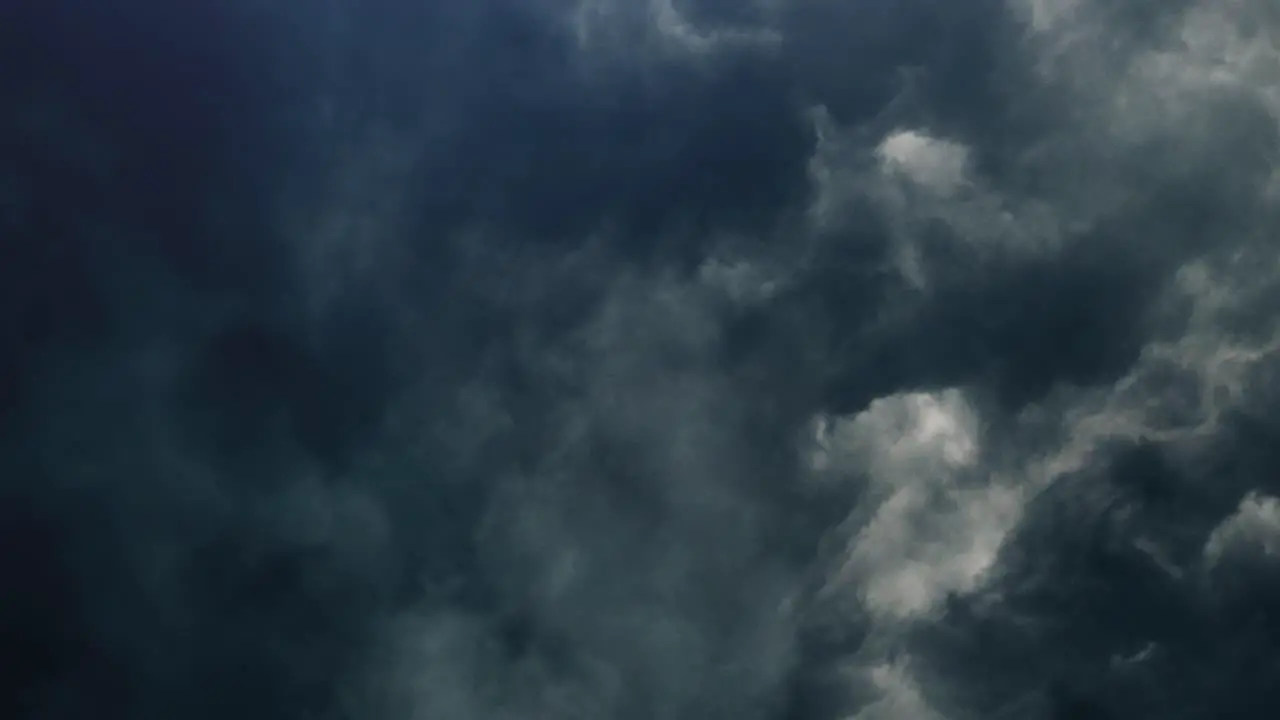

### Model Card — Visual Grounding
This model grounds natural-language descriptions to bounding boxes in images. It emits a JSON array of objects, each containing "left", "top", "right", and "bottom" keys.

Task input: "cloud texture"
[{"left": 4, "top": 0, "right": 1280, "bottom": 718}]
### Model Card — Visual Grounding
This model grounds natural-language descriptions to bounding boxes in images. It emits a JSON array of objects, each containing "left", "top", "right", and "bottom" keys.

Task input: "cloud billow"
[{"left": 3, "top": 0, "right": 1280, "bottom": 718}]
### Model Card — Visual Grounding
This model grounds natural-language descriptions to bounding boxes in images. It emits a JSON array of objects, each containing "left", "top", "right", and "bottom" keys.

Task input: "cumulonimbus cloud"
[{"left": 4, "top": 0, "right": 1280, "bottom": 718}]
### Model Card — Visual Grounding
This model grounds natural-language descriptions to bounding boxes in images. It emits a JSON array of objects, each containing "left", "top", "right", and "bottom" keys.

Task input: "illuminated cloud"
[{"left": 876, "top": 130, "right": 971, "bottom": 196}]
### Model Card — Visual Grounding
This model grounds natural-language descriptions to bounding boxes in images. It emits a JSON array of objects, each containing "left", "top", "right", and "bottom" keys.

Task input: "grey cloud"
[{"left": 7, "top": 0, "right": 1280, "bottom": 719}]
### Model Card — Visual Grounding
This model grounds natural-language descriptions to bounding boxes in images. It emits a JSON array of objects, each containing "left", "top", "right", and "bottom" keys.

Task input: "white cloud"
[
  {"left": 1204, "top": 492, "right": 1280, "bottom": 565},
  {"left": 810, "top": 248, "right": 1280, "bottom": 626},
  {"left": 815, "top": 390, "right": 1023, "bottom": 619},
  {"left": 1016, "top": 0, "right": 1280, "bottom": 156},
  {"left": 805, "top": 108, "right": 1065, "bottom": 292},
  {"left": 850, "top": 659, "right": 946, "bottom": 720},
  {"left": 1046, "top": 255, "right": 1280, "bottom": 461},
  {"left": 876, "top": 130, "right": 971, "bottom": 197},
  {"left": 848, "top": 481, "right": 1023, "bottom": 619},
  {"left": 812, "top": 390, "right": 980, "bottom": 480}
]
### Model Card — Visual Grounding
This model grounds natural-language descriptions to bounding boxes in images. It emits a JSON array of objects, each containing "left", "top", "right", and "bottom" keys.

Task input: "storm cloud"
[{"left": 4, "top": 0, "right": 1280, "bottom": 718}]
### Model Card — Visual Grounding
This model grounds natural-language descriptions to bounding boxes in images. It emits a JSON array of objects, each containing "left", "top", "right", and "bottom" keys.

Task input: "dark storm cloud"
[{"left": 5, "top": 0, "right": 1280, "bottom": 719}]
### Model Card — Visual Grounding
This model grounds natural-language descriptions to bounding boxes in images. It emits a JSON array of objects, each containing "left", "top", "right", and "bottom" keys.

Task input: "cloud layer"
[{"left": 4, "top": 0, "right": 1280, "bottom": 718}]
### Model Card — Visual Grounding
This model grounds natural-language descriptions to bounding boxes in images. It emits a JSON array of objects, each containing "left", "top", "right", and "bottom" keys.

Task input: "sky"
[{"left": 3, "top": 0, "right": 1280, "bottom": 718}]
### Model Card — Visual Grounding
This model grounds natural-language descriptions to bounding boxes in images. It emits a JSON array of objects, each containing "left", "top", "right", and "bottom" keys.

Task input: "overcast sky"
[{"left": 4, "top": 1, "right": 1280, "bottom": 718}]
